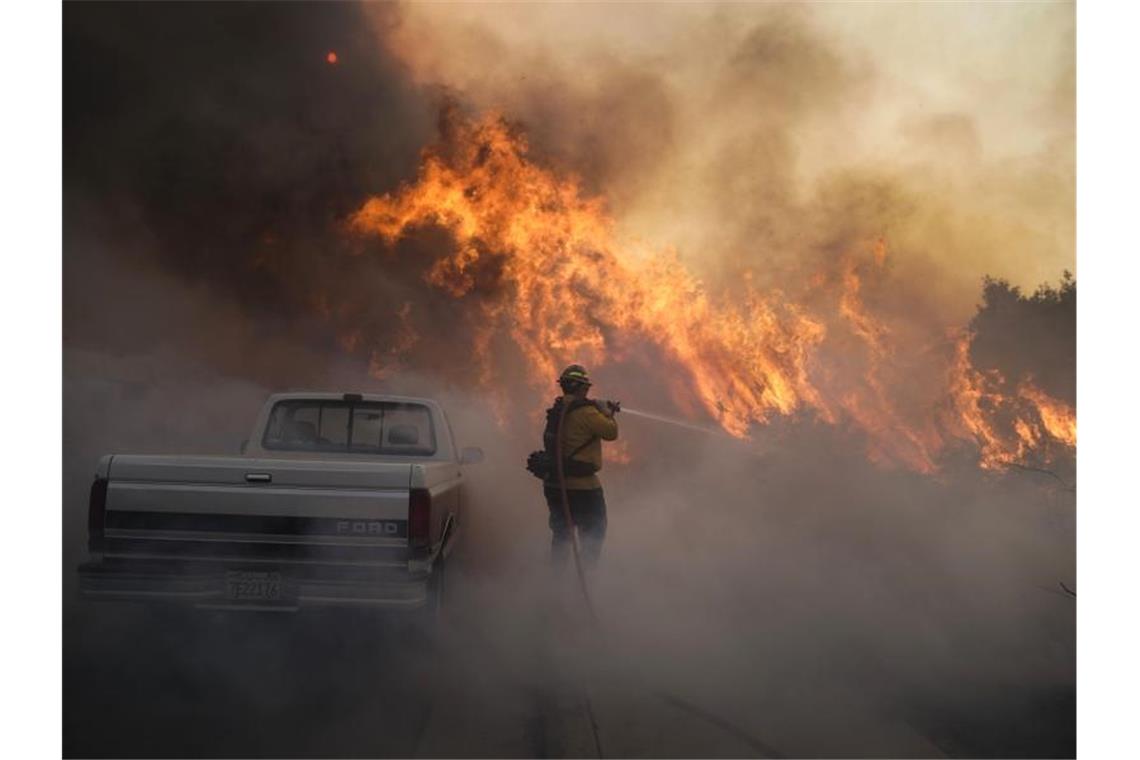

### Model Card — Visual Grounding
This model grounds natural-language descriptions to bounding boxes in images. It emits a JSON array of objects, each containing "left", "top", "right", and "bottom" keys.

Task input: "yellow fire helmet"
[{"left": 558, "top": 364, "right": 592, "bottom": 387}]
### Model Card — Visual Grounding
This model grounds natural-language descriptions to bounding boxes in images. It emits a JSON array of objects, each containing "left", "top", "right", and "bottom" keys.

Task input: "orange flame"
[
  {"left": 945, "top": 332, "right": 1076, "bottom": 470},
  {"left": 347, "top": 111, "right": 1074, "bottom": 474},
  {"left": 350, "top": 113, "right": 827, "bottom": 438},
  {"left": 1018, "top": 381, "right": 1077, "bottom": 448}
]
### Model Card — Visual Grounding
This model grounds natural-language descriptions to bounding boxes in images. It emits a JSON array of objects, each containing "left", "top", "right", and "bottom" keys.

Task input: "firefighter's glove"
[{"left": 595, "top": 399, "right": 620, "bottom": 417}]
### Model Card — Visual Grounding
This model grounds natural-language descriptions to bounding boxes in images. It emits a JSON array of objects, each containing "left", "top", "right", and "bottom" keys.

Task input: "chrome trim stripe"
[
  {"left": 107, "top": 482, "right": 409, "bottom": 519},
  {"left": 196, "top": 604, "right": 299, "bottom": 612},
  {"left": 81, "top": 588, "right": 215, "bottom": 598},
  {"left": 100, "top": 551, "right": 406, "bottom": 568},
  {"left": 104, "top": 528, "right": 406, "bottom": 547}
]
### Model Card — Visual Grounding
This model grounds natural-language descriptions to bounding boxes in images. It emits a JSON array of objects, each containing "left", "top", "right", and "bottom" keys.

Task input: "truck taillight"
[
  {"left": 88, "top": 477, "right": 108, "bottom": 551},
  {"left": 409, "top": 488, "right": 431, "bottom": 549}
]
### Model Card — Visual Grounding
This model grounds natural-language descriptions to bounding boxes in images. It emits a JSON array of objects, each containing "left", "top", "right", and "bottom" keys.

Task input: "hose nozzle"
[{"left": 596, "top": 398, "right": 621, "bottom": 415}]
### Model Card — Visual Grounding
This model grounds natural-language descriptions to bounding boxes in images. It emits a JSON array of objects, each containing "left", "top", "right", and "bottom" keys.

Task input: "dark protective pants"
[{"left": 543, "top": 486, "right": 607, "bottom": 566}]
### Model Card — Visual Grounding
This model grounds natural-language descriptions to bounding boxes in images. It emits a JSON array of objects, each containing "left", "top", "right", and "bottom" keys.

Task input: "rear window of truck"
[{"left": 262, "top": 400, "right": 437, "bottom": 456}]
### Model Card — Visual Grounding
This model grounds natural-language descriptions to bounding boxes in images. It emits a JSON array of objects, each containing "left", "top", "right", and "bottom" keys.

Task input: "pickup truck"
[{"left": 77, "top": 392, "right": 483, "bottom": 616}]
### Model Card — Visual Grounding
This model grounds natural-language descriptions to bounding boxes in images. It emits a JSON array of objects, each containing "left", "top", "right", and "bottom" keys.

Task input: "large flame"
[
  {"left": 348, "top": 111, "right": 1074, "bottom": 473},
  {"left": 945, "top": 332, "right": 1076, "bottom": 470}
]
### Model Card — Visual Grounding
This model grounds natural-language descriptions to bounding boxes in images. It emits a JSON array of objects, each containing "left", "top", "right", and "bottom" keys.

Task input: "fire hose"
[
  {"left": 551, "top": 396, "right": 732, "bottom": 622},
  {"left": 551, "top": 399, "right": 604, "bottom": 754},
  {"left": 553, "top": 399, "right": 600, "bottom": 623},
  {"left": 549, "top": 400, "right": 783, "bottom": 759}
]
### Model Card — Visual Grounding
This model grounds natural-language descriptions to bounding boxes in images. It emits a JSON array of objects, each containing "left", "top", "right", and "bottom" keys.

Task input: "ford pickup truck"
[{"left": 77, "top": 392, "right": 483, "bottom": 616}]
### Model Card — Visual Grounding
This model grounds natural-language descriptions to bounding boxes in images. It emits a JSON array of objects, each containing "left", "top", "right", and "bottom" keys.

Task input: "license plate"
[{"left": 225, "top": 570, "right": 283, "bottom": 601}]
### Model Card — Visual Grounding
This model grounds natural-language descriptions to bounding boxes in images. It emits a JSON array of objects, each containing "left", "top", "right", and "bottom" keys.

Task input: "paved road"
[
  {"left": 63, "top": 574, "right": 791, "bottom": 758},
  {"left": 63, "top": 576, "right": 1076, "bottom": 758},
  {"left": 62, "top": 538, "right": 1073, "bottom": 759}
]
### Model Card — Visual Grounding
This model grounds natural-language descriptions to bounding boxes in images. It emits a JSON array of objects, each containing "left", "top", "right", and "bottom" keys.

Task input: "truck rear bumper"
[{"left": 77, "top": 559, "right": 432, "bottom": 611}]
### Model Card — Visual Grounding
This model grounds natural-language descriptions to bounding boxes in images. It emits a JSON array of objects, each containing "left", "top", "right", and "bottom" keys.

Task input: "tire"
[
  {"left": 400, "top": 559, "right": 446, "bottom": 643},
  {"left": 422, "top": 558, "right": 447, "bottom": 626}
]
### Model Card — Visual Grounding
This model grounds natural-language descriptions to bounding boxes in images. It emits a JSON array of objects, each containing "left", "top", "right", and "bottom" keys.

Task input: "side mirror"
[
  {"left": 459, "top": 446, "right": 484, "bottom": 465},
  {"left": 239, "top": 439, "right": 249, "bottom": 455}
]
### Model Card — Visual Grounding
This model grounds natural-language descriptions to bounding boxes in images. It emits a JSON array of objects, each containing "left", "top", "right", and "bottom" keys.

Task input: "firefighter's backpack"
[{"left": 524, "top": 397, "right": 598, "bottom": 480}]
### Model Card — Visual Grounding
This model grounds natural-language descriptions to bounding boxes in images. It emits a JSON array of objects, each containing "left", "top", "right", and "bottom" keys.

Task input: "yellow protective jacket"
[{"left": 553, "top": 396, "right": 619, "bottom": 490}]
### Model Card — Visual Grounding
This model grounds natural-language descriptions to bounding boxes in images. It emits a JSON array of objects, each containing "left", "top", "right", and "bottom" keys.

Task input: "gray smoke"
[{"left": 63, "top": 2, "right": 1074, "bottom": 757}]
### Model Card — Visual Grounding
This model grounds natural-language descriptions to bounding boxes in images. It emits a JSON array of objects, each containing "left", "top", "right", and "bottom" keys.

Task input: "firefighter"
[{"left": 543, "top": 364, "right": 619, "bottom": 565}]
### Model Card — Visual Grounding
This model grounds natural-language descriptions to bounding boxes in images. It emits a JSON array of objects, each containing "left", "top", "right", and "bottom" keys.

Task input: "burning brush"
[{"left": 345, "top": 110, "right": 1075, "bottom": 476}]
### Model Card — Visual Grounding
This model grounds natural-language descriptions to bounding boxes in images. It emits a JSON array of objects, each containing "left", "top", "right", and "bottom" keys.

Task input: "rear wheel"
[
  {"left": 419, "top": 558, "right": 447, "bottom": 628},
  {"left": 416, "top": 516, "right": 461, "bottom": 631},
  {"left": 388, "top": 562, "right": 442, "bottom": 651}
]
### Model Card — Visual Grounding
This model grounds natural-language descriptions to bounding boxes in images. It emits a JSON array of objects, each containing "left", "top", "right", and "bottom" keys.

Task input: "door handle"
[{"left": 245, "top": 472, "right": 272, "bottom": 483}]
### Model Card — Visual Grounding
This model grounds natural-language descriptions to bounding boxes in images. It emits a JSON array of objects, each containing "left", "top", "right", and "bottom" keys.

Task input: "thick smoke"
[
  {"left": 64, "top": 2, "right": 1074, "bottom": 757},
  {"left": 376, "top": 2, "right": 1074, "bottom": 314}
]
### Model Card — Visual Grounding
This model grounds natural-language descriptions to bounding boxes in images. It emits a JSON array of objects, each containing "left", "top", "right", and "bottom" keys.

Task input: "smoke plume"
[{"left": 64, "top": 2, "right": 1074, "bottom": 757}]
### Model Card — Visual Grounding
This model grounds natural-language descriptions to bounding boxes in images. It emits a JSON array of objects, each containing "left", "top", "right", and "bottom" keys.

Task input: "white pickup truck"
[{"left": 78, "top": 392, "right": 482, "bottom": 615}]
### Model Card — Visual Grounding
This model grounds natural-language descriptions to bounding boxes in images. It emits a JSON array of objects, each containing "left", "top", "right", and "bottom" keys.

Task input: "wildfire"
[
  {"left": 347, "top": 110, "right": 1075, "bottom": 474},
  {"left": 350, "top": 113, "right": 826, "bottom": 437},
  {"left": 1018, "top": 380, "right": 1077, "bottom": 448},
  {"left": 945, "top": 332, "right": 1076, "bottom": 470}
]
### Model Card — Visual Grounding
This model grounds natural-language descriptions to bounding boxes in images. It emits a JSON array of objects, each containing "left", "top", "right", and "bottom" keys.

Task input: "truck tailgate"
[{"left": 100, "top": 455, "right": 414, "bottom": 564}]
